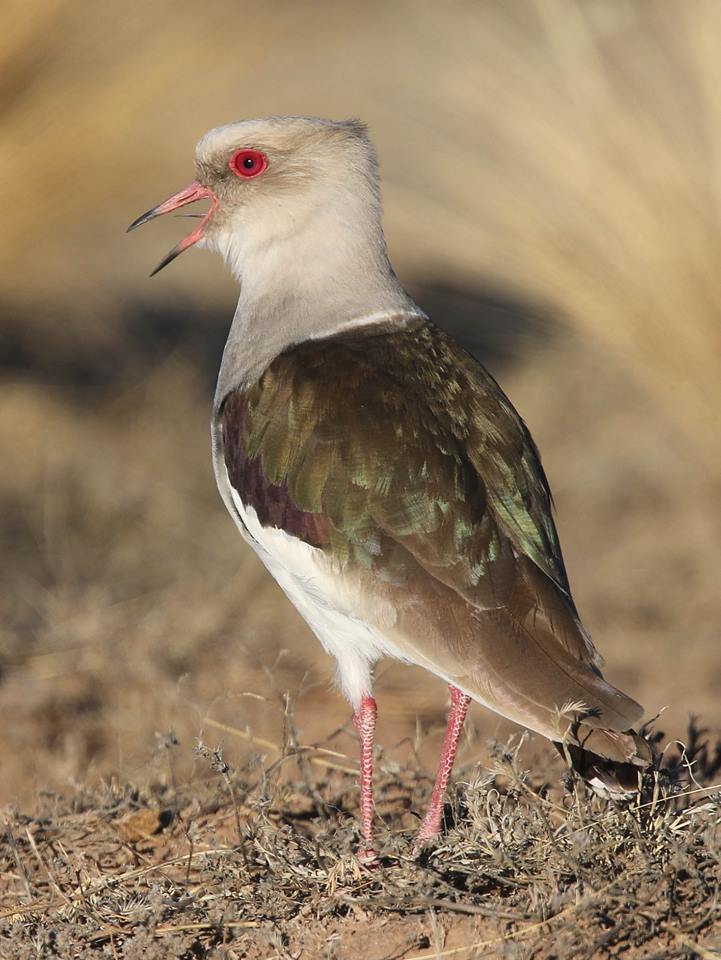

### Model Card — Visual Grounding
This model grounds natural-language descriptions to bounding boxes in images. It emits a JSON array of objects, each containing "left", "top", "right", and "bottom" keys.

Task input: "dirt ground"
[{"left": 2, "top": 714, "right": 719, "bottom": 959}]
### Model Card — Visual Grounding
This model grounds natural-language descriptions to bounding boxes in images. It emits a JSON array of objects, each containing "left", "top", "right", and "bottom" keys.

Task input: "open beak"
[{"left": 127, "top": 181, "right": 218, "bottom": 276}]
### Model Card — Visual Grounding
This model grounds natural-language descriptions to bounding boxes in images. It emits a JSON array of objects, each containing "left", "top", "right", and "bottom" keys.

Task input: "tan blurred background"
[{"left": 2, "top": 0, "right": 720, "bottom": 805}]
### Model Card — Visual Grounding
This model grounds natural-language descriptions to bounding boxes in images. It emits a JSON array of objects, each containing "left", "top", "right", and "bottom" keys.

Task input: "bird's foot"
[
  {"left": 411, "top": 813, "right": 443, "bottom": 857},
  {"left": 355, "top": 845, "right": 378, "bottom": 865}
]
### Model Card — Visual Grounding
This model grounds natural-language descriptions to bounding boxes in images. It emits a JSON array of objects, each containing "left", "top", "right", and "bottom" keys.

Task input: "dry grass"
[{"left": 1, "top": 709, "right": 719, "bottom": 959}]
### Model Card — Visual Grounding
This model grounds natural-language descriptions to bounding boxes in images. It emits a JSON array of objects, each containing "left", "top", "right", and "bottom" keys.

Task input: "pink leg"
[
  {"left": 414, "top": 684, "right": 471, "bottom": 850},
  {"left": 353, "top": 694, "right": 378, "bottom": 861}
]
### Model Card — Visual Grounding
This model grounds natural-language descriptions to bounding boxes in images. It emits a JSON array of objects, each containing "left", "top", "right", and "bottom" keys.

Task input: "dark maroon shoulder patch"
[{"left": 221, "top": 391, "right": 330, "bottom": 549}]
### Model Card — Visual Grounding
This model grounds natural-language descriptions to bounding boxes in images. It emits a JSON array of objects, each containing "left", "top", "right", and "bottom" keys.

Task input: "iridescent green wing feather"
[{"left": 230, "top": 321, "right": 570, "bottom": 598}]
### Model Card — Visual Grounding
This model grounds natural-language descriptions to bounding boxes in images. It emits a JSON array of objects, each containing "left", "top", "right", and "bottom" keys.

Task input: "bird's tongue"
[{"left": 127, "top": 181, "right": 218, "bottom": 276}]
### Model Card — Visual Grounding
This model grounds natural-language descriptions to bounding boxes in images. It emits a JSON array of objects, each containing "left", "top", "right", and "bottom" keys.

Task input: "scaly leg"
[
  {"left": 414, "top": 684, "right": 471, "bottom": 851},
  {"left": 353, "top": 694, "right": 378, "bottom": 861}
]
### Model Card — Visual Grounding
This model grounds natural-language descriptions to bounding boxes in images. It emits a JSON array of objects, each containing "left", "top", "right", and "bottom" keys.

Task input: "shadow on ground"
[{"left": 0, "top": 280, "right": 555, "bottom": 393}]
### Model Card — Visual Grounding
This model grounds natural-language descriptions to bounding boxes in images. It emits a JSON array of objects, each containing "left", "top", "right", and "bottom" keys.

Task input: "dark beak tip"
[
  {"left": 149, "top": 241, "right": 185, "bottom": 277},
  {"left": 126, "top": 210, "right": 153, "bottom": 233}
]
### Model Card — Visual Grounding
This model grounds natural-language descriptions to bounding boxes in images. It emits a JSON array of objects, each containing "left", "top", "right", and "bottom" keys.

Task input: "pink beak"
[{"left": 127, "top": 181, "right": 218, "bottom": 276}]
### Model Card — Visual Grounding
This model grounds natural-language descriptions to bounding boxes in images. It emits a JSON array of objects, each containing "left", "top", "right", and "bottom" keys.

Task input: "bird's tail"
[{"left": 554, "top": 725, "right": 652, "bottom": 799}]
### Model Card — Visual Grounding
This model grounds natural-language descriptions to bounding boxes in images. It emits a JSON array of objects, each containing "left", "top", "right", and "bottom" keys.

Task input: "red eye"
[{"left": 229, "top": 149, "right": 268, "bottom": 179}]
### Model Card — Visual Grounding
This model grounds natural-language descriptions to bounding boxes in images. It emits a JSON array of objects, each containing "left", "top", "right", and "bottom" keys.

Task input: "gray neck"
[{"left": 213, "top": 208, "right": 421, "bottom": 408}]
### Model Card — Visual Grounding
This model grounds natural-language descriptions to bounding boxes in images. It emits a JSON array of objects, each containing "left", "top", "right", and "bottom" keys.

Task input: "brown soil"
[{"left": 2, "top": 716, "right": 719, "bottom": 959}]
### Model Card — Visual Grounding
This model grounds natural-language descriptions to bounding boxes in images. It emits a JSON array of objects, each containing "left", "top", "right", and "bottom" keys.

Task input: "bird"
[{"left": 128, "top": 116, "right": 651, "bottom": 860}]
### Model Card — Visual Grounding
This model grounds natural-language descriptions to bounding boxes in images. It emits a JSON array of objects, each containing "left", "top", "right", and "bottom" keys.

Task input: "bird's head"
[{"left": 128, "top": 116, "right": 383, "bottom": 278}]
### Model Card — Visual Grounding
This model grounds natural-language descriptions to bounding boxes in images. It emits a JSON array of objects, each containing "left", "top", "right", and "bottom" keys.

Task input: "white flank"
[{"left": 213, "top": 445, "right": 407, "bottom": 709}]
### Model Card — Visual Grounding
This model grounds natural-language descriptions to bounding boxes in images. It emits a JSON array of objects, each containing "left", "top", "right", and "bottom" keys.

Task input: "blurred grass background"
[{"left": 2, "top": 0, "right": 720, "bottom": 805}]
